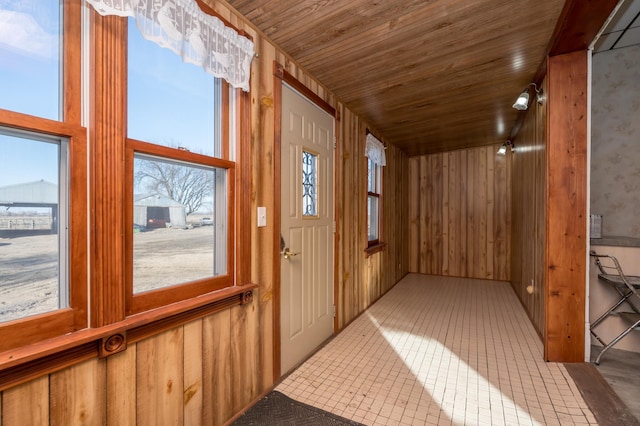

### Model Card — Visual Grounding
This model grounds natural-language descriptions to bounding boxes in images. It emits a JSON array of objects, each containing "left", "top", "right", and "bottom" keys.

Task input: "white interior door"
[{"left": 281, "top": 83, "right": 334, "bottom": 375}]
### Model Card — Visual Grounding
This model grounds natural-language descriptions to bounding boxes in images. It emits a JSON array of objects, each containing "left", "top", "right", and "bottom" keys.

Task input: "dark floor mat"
[{"left": 232, "top": 391, "right": 366, "bottom": 425}]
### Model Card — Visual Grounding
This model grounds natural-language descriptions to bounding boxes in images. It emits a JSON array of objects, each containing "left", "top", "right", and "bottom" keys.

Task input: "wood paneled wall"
[
  {"left": 0, "top": 306, "right": 257, "bottom": 426},
  {"left": 510, "top": 80, "right": 547, "bottom": 336},
  {"left": 337, "top": 116, "right": 410, "bottom": 326},
  {"left": 407, "top": 145, "right": 510, "bottom": 280},
  {"left": 0, "top": 1, "right": 410, "bottom": 424}
]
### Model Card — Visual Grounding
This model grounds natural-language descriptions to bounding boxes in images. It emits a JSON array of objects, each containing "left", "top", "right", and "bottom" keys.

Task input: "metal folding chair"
[{"left": 590, "top": 250, "right": 640, "bottom": 364}]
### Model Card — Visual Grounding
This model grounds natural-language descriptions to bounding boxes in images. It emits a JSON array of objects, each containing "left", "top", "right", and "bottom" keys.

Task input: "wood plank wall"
[
  {"left": 510, "top": 79, "right": 547, "bottom": 336},
  {"left": 544, "top": 51, "right": 588, "bottom": 362},
  {"left": 407, "top": 145, "right": 511, "bottom": 280},
  {"left": 337, "top": 114, "right": 410, "bottom": 326},
  {"left": 0, "top": 1, "right": 409, "bottom": 424},
  {"left": 1, "top": 306, "right": 257, "bottom": 426}
]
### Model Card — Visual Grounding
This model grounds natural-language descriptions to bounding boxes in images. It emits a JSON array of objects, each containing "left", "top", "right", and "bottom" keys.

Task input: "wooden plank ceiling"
[{"left": 226, "top": 0, "right": 567, "bottom": 156}]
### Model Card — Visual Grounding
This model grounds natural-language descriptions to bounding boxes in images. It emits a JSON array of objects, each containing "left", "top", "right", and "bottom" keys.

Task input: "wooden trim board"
[{"left": 564, "top": 363, "right": 640, "bottom": 426}]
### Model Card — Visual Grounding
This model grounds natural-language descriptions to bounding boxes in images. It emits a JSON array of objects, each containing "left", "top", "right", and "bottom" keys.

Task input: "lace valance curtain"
[
  {"left": 365, "top": 133, "right": 386, "bottom": 167},
  {"left": 86, "top": 0, "right": 255, "bottom": 92}
]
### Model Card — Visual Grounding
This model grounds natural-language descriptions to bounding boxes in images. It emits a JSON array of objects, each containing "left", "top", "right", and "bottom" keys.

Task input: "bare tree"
[{"left": 134, "top": 156, "right": 213, "bottom": 215}]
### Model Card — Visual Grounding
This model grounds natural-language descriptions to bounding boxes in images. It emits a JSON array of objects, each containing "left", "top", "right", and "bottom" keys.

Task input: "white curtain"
[
  {"left": 86, "top": 0, "right": 255, "bottom": 92},
  {"left": 365, "top": 133, "right": 386, "bottom": 166}
]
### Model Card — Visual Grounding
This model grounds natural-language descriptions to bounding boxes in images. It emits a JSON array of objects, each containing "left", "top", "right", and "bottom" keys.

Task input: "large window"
[
  {"left": 365, "top": 132, "right": 386, "bottom": 249},
  {"left": 132, "top": 156, "right": 228, "bottom": 292},
  {"left": 0, "top": 0, "right": 86, "bottom": 352},
  {"left": 0, "top": 0, "right": 252, "bottom": 360},
  {"left": 367, "top": 158, "right": 381, "bottom": 246},
  {"left": 125, "top": 15, "right": 237, "bottom": 314},
  {"left": 0, "top": 132, "right": 68, "bottom": 322}
]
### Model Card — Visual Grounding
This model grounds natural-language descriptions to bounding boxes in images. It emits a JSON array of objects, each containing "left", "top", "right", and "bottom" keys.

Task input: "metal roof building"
[
  {"left": 134, "top": 193, "right": 187, "bottom": 229},
  {"left": 0, "top": 180, "right": 58, "bottom": 207}
]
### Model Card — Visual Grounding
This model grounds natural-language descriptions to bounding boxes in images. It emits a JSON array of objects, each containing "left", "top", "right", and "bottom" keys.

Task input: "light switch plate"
[{"left": 257, "top": 206, "right": 267, "bottom": 227}]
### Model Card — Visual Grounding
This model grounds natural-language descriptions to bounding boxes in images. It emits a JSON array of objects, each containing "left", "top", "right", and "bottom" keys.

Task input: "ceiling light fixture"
[
  {"left": 497, "top": 140, "right": 515, "bottom": 155},
  {"left": 512, "top": 83, "right": 543, "bottom": 110}
]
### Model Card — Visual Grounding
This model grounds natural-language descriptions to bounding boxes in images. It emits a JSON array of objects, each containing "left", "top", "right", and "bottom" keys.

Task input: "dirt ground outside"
[
  {"left": 0, "top": 233, "right": 58, "bottom": 322},
  {"left": 133, "top": 225, "right": 221, "bottom": 291},
  {"left": 1, "top": 225, "right": 221, "bottom": 323}
]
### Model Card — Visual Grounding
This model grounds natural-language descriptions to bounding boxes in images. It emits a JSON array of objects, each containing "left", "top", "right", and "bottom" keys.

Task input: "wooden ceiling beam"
[
  {"left": 509, "top": 0, "right": 620, "bottom": 142},
  {"left": 548, "top": 0, "right": 621, "bottom": 56}
]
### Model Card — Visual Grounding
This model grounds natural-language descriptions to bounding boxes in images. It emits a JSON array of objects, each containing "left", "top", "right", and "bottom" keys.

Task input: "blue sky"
[
  {"left": 0, "top": 3, "right": 217, "bottom": 188},
  {"left": 0, "top": 1, "right": 60, "bottom": 187},
  {"left": 127, "top": 16, "right": 216, "bottom": 155}
]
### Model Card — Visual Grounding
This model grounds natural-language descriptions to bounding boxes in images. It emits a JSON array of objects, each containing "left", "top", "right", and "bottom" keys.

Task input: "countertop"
[{"left": 590, "top": 236, "right": 640, "bottom": 248}]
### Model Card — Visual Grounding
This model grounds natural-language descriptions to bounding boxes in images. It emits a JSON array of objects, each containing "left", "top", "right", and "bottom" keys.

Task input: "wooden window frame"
[
  {"left": 0, "top": 0, "right": 254, "bottom": 384},
  {"left": 366, "top": 149, "right": 385, "bottom": 257},
  {"left": 123, "top": 37, "right": 237, "bottom": 313},
  {"left": 124, "top": 139, "right": 237, "bottom": 315},
  {"left": 0, "top": 0, "right": 87, "bottom": 352},
  {"left": 367, "top": 160, "right": 381, "bottom": 247},
  {"left": 88, "top": 2, "right": 254, "bottom": 324}
]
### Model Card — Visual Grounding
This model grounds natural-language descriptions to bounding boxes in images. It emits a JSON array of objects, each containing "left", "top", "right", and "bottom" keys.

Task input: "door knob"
[{"left": 281, "top": 247, "right": 300, "bottom": 259}]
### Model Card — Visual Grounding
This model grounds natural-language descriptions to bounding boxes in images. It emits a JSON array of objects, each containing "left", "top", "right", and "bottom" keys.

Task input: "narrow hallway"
[{"left": 276, "top": 274, "right": 596, "bottom": 425}]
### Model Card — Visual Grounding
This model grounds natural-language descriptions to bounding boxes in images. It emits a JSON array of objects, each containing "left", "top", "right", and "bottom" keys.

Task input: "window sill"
[
  {"left": 0, "top": 283, "right": 256, "bottom": 391},
  {"left": 365, "top": 242, "right": 387, "bottom": 258}
]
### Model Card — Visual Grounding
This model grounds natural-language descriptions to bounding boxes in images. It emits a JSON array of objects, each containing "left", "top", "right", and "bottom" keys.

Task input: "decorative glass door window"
[{"left": 302, "top": 150, "right": 318, "bottom": 217}]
